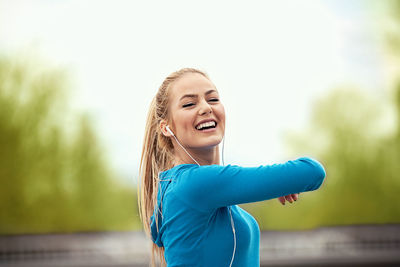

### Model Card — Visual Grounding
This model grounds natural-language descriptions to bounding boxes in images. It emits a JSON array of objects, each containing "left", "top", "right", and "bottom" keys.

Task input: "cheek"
[
  {"left": 216, "top": 105, "right": 226, "bottom": 124},
  {"left": 173, "top": 111, "right": 194, "bottom": 131}
]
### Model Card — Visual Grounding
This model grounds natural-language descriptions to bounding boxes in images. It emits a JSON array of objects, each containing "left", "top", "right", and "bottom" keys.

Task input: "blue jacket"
[{"left": 150, "top": 157, "right": 326, "bottom": 266}]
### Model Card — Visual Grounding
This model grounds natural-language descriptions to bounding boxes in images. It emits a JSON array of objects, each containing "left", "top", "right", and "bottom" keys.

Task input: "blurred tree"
[
  {"left": 242, "top": 87, "right": 400, "bottom": 230},
  {"left": 242, "top": 0, "right": 400, "bottom": 230},
  {"left": 385, "top": 0, "right": 400, "bottom": 57},
  {"left": 0, "top": 55, "right": 141, "bottom": 234}
]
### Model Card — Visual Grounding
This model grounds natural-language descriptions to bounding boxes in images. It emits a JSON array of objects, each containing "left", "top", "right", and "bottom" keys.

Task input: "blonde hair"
[{"left": 138, "top": 68, "right": 210, "bottom": 266}]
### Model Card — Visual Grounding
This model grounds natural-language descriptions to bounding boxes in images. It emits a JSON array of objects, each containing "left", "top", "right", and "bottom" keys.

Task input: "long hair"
[{"left": 138, "top": 68, "right": 210, "bottom": 266}]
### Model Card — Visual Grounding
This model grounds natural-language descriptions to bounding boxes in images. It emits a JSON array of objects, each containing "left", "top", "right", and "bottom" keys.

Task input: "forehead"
[{"left": 169, "top": 73, "right": 217, "bottom": 100}]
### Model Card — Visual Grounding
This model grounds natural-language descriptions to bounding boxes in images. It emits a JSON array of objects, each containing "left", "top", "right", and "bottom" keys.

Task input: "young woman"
[{"left": 138, "top": 68, "right": 326, "bottom": 267}]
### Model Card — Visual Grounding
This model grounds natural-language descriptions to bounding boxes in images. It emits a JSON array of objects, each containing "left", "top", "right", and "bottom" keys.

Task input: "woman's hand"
[{"left": 278, "top": 193, "right": 299, "bottom": 205}]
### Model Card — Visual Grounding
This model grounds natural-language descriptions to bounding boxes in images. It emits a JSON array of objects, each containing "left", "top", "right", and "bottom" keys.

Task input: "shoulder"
[
  {"left": 159, "top": 164, "right": 215, "bottom": 213},
  {"left": 168, "top": 164, "right": 244, "bottom": 194},
  {"left": 159, "top": 164, "right": 199, "bottom": 181},
  {"left": 161, "top": 164, "right": 229, "bottom": 180},
  {"left": 157, "top": 164, "right": 198, "bottom": 196}
]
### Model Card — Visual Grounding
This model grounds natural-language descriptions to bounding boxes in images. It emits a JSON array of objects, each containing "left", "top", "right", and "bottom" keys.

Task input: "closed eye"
[
  {"left": 208, "top": 98, "right": 219, "bottom": 102},
  {"left": 182, "top": 103, "right": 195, "bottom": 108}
]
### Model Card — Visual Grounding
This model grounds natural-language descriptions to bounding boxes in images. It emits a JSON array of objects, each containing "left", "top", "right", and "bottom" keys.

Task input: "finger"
[
  {"left": 285, "top": 195, "right": 294, "bottom": 203},
  {"left": 292, "top": 194, "right": 299, "bottom": 201},
  {"left": 278, "top": 196, "right": 286, "bottom": 205}
]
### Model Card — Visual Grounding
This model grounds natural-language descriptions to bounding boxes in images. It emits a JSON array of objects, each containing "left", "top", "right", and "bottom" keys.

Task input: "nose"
[{"left": 198, "top": 99, "right": 212, "bottom": 116}]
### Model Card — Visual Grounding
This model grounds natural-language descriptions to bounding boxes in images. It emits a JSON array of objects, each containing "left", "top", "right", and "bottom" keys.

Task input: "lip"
[
  {"left": 198, "top": 126, "right": 217, "bottom": 133},
  {"left": 195, "top": 118, "right": 218, "bottom": 130}
]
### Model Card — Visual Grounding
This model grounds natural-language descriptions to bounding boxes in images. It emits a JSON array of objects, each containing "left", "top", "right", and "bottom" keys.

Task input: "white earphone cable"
[
  {"left": 168, "top": 128, "right": 235, "bottom": 266},
  {"left": 228, "top": 206, "right": 236, "bottom": 267},
  {"left": 222, "top": 134, "right": 225, "bottom": 166},
  {"left": 170, "top": 133, "right": 201, "bottom": 166}
]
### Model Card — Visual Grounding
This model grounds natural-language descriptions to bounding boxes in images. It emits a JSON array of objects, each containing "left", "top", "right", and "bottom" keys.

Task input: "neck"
[{"left": 173, "top": 145, "right": 220, "bottom": 166}]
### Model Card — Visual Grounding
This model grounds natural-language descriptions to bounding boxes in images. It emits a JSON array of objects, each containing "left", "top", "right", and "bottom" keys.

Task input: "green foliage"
[
  {"left": 0, "top": 55, "right": 141, "bottom": 234},
  {"left": 242, "top": 0, "right": 400, "bottom": 231},
  {"left": 385, "top": 0, "right": 400, "bottom": 56},
  {"left": 242, "top": 86, "right": 400, "bottom": 230}
]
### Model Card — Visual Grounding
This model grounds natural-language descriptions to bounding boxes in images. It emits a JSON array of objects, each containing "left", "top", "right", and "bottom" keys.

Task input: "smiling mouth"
[{"left": 195, "top": 120, "right": 217, "bottom": 131}]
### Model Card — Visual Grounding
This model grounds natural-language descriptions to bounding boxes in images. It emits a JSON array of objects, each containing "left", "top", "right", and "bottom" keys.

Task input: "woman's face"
[{"left": 166, "top": 73, "right": 225, "bottom": 150}]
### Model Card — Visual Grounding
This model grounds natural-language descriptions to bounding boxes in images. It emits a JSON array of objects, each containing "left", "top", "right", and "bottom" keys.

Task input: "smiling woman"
[
  {"left": 159, "top": 72, "right": 225, "bottom": 166},
  {"left": 138, "top": 68, "right": 326, "bottom": 267}
]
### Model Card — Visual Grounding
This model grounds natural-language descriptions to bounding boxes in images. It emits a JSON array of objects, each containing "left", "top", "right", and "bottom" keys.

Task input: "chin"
[{"left": 197, "top": 136, "right": 223, "bottom": 149}]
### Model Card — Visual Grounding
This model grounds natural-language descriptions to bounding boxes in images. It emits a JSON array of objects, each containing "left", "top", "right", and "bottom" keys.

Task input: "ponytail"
[{"left": 138, "top": 68, "right": 209, "bottom": 266}]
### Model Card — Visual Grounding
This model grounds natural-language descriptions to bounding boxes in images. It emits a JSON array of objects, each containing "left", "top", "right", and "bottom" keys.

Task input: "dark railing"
[
  {"left": 1, "top": 224, "right": 399, "bottom": 267},
  {"left": 259, "top": 224, "right": 400, "bottom": 267}
]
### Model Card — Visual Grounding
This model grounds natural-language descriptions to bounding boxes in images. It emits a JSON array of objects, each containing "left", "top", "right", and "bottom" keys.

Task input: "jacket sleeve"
[{"left": 173, "top": 157, "right": 326, "bottom": 213}]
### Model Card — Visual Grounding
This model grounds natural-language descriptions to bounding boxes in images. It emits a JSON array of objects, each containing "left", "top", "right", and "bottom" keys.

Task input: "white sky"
[{"left": 0, "top": 0, "right": 385, "bottom": 181}]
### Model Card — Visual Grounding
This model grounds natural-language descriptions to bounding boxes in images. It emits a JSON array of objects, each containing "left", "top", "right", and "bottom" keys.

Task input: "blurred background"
[{"left": 1, "top": 0, "right": 400, "bottom": 266}]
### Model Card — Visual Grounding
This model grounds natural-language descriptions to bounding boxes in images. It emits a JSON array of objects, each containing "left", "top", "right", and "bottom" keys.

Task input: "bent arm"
[{"left": 175, "top": 157, "right": 326, "bottom": 212}]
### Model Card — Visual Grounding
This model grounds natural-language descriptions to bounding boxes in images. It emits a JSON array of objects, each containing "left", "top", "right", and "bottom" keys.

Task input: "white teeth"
[{"left": 196, "top": 121, "right": 216, "bottom": 130}]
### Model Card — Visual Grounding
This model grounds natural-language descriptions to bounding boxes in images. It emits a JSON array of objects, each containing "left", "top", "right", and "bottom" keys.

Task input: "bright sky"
[{"left": 0, "top": 0, "right": 385, "bottom": 181}]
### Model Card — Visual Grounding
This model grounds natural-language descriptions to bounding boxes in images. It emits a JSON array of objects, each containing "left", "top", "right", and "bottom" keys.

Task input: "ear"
[{"left": 160, "top": 120, "right": 173, "bottom": 137}]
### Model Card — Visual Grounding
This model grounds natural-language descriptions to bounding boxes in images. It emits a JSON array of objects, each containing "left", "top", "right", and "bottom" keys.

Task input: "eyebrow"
[{"left": 179, "top": 89, "right": 217, "bottom": 101}]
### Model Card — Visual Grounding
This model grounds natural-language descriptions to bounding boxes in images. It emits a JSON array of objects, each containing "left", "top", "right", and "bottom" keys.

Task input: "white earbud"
[{"left": 166, "top": 125, "right": 174, "bottom": 136}]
